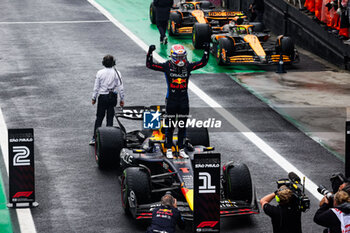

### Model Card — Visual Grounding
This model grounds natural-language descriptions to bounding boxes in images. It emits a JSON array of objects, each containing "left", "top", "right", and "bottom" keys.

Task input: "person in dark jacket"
[
  {"left": 260, "top": 185, "right": 302, "bottom": 233},
  {"left": 314, "top": 190, "right": 350, "bottom": 233},
  {"left": 249, "top": 0, "right": 265, "bottom": 22},
  {"left": 146, "top": 193, "right": 185, "bottom": 233},
  {"left": 154, "top": 0, "right": 174, "bottom": 44}
]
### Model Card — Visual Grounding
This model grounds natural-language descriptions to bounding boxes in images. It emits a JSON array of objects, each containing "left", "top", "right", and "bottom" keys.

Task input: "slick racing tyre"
[
  {"left": 223, "top": 162, "right": 253, "bottom": 203},
  {"left": 121, "top": 167, "right": 152, "bottom": 217},
  {"left": 200, "top": 1, "right": 213, "bottom": 9},
  {"left": 250, "top": 22, "right": 265, "bottom": 32},
  {"left": 276, "top": 36, "right": 295, "bottom": 59},
  {"left": 95, "top": 127, "right": 125, "bottom": 169},
  {"left": 150, "top": 2, "right": 156, "bottom": 24},
  {"left": 216, "top": 38, "right": 234, "bottom": 65},
  {"left": 168, "top": 12, "right": 181, "bottom": 36},
  {"left": 186, "top": 127, "right": 210, "bottom": 147},
  {"left": 192, "top": 23, "right": 211, "bottom": 49}
]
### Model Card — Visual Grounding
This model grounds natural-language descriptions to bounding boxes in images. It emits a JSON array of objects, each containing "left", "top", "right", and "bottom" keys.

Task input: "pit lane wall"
[{"left": 222, "top": 0, "right": 350, "bottom": 69}]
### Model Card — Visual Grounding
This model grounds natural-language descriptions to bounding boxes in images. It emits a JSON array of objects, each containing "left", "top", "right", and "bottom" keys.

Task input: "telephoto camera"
[
  {"left": 317, "top": 172, "right": 348, "bottom": 203},
  {"left": 317, "top": 185, "right": 334, "bottom": 200},
  {"left": 276, "top": 172, "right": 310, "bottom": 212}
]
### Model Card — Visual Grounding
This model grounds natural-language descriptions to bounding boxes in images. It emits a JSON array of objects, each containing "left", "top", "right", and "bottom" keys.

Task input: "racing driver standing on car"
[{"left": 146, "top": 43, "right": 209, "bottom": 159}]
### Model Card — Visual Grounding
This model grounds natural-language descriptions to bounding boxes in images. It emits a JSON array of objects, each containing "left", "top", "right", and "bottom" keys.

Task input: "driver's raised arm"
[
  {"left": 188, "top": 42, "right": 210, "bottom": 71},
  {"left": 146, "top": 45, "right": 167, "bottom": 72}
]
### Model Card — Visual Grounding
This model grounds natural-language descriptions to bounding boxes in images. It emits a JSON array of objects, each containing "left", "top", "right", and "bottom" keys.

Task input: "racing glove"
[{"left": 148, "top": 45, "right": 156, "bottom": 55}]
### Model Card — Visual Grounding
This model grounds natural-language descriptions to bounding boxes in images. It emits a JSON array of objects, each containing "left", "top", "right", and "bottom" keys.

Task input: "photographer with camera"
[
  {"left": 260, "top": 185, "right": 303, "bottom": 233},
  {"left": 314, "top": 191, "right": 350, "bottom": 233},
  {"left": 314, "top": 173, "right": 350, "bottom": 233},
  {"left": 146, "top": 192, "right": 185, "bottom": 233}
]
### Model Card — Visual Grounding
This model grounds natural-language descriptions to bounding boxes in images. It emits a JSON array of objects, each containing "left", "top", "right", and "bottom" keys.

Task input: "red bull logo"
[
  {"left": 172, "top": 78, "right": 186, "bottom": 84},
  {"left": 170, "top": 78, "right": 187, "bottom": 89}
]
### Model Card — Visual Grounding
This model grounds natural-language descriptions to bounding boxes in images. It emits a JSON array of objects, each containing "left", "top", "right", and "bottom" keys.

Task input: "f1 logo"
[
  {"left": 13, "top": 191, "right": 33, "bottom": 198},
  {"left": 13, "top": 146, "right": 30, "bottom": 166},
  {"left": 199, "top": 172, "right": 216, "bottom": 193},
  {"left": 197, "top": 221, "right": 219, "bottom": 228}
]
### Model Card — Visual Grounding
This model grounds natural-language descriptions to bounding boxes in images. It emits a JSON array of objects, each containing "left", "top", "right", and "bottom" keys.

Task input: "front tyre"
[
  {"left": 95, "top": 127, "right": 125, "bottom": 169},
  {"left": 216, "top": 38, "right": 234, "bottom": 65},
  {"left": 223, "top": 162, "right": 253, "bottom": 203},
  {"left": 168, "top": 12, "right": 181, "bottom": 36},
  {"left": 150, "top": 2, "right": 156, "bottom": 24},
  {"left": 121, "top": 167, "right": 152, "bottom": 217},
  {"left": 276, "top": 36, "right": 295, "bottom": 59}
]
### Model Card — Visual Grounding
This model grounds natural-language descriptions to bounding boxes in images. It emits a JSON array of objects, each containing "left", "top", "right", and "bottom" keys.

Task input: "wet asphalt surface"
[{"left": 0, "top": 0, "right": 346, "bottom": 232}]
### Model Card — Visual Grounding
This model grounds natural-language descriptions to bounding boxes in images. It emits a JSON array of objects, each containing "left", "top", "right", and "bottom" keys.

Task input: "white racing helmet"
[{"left": 170, "top": 44, "right": 187, "bottom": 67}]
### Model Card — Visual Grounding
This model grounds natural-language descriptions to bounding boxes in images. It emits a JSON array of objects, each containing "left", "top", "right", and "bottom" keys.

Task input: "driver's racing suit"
[{"left": 146, "top": 46, "right": 209, "bottom": 149}]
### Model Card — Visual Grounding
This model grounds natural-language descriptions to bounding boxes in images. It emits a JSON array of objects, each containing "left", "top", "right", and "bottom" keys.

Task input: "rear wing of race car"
[
  {"left": 114, "top": 105, "right": 166, "bottom": 120},
  {"left": 114, "top": 105, "right": 166, "bottom": 133},
  {"left": 207, "top": 11, "right": 244, "bottom": 18}
]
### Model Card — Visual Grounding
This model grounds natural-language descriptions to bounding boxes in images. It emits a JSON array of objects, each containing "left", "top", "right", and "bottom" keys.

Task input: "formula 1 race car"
[
  {"left": 149, "top": 0, "right": 246, "bottom": 36},
  {"left": 94, "top": 106, "right": 259, "bottom": 220},
  {"left": 150, "top": 0, "right": 215, "bottom": 25},
  {"left": 192, "top": 21, "right": 300, "bottom": 65}
]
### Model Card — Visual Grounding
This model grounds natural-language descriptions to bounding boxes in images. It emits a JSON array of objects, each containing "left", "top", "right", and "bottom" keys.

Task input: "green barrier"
[{"left": 0, "top": 169, "right": 13, "bottom": 233}]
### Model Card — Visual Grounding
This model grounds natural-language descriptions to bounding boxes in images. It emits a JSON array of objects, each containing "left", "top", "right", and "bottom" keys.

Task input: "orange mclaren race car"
[
  {"left": 149, "top": 0, "right": 246, "bottom": 36},
  {"left": 95, "top": 106, "right": 259, "bottom": 221},
  {"left": 192, "top": 21, "right": 300, "bottom": 65}
]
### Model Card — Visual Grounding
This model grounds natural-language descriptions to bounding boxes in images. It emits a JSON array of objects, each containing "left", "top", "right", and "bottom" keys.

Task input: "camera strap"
[{"left": 114, "top": 66, "right": 123, "bottom": 86}]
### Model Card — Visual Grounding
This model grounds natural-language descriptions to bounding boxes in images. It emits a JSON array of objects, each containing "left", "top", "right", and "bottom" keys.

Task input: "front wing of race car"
[
  {"left": 226, "top": 54, "right": 293, "bottom": 65},
  {"left": 134, "top": 200, "right": 259, "bottom": 220}
]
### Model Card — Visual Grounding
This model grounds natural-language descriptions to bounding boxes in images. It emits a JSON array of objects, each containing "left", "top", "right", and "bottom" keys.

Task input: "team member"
[
  {"left": 154, "top": 0, "right": 174, "bottom": 44},
  {"left": 146, "top": 44, "right": 209, "bottom": 159},
  {"left": 260, "top": 185, "right": 302, "bottom": 233},
  {"left": 89, "top": 55, "right": 125, "bottom": 145},
  {"left": 314, "top": 190, "right": 350, "bottom": 233},
  {"left": 250, "top": 0, "right": 265, "bottom": 22},
  {"left": 146, "top": 193, "right": 185, "bottom": 233}
]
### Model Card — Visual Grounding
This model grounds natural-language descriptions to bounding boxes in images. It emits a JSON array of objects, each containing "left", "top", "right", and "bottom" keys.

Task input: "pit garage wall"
[{"left": 221, "top": 0, "right": 350, "bottom": 69}]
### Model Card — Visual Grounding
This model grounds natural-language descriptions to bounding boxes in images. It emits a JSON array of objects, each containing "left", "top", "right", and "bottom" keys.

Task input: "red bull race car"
[
  {"left": 192, "top": 21, "right": 300, "bottom": 65},
  {"left": 94, "top": 106, "right": 259, "bottom": 221}
]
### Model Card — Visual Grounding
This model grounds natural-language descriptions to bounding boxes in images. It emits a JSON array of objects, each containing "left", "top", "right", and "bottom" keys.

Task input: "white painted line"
[
  {"left": 0, "top": 20, "right": 110, "bottom": 25},
  {"left": 0, "top": 109, "right": 37, "bottom": 233},
  {"left": 87, "top": 0, "right": 324, "bottom": 201},
  {"left": 0, "top": 108, "right": 9, "bottom": 174}
]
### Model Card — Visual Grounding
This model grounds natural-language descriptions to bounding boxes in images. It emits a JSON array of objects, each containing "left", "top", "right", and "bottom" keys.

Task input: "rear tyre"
[
  {"left": 149, "top": 2, "right": 156, "bottom": 24},
  {"left": 186, "top": 127, "right": 210, "bottom": 147},
  {"left": 216, "top": 38, "right": 234, "bottom": 65},
  {"left": 121, "top": 167, "right": 152, "bottom": 217},
  {"left": 192, "top": 23, "right": 211, "bottom": 49},
  {"left": 168, "top": 12, "right": 181, "bottom": 36},
  {"left": 250, "top": 22, "right": 265, "bottom": 32},
  {"left": 95, "top": 127, "right": 125, "bottom": 169},
  {"left": 223, "top": 162, "right": 253, "bottom": 203}
]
